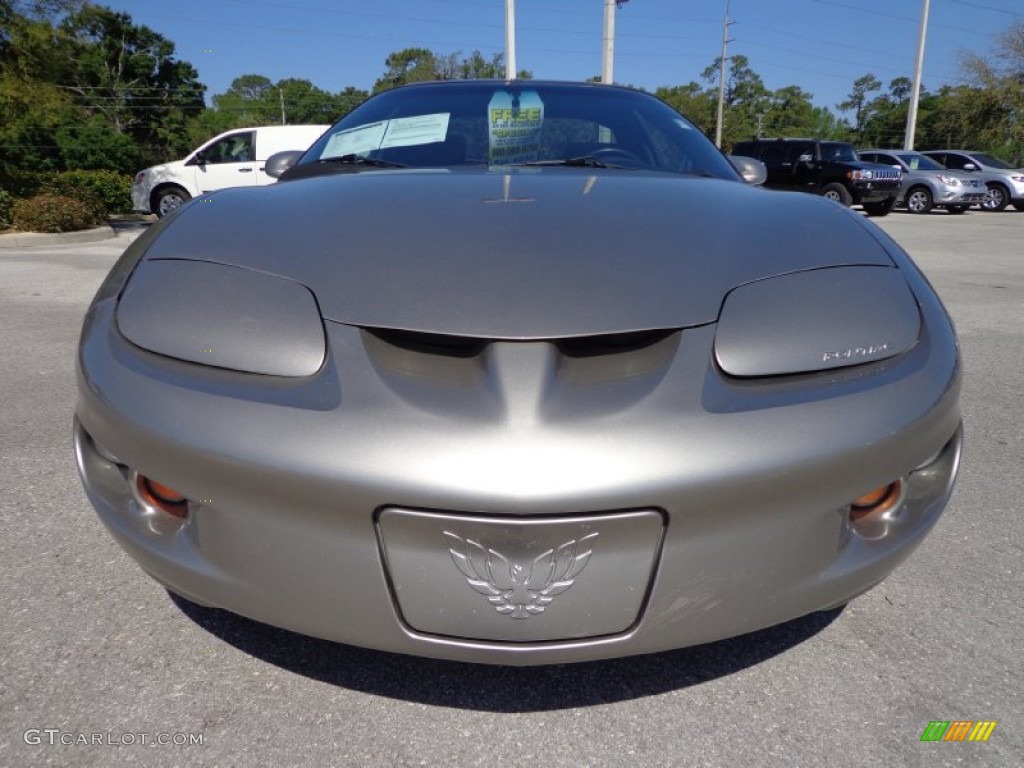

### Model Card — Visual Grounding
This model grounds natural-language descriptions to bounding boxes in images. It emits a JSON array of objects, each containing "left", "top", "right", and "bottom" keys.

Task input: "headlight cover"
[
  {"left": 714, "top": 266, "right": 920, "bottom": 377},
  {"left": 116, "top": 259, "right": 326, "bottom": 376}
]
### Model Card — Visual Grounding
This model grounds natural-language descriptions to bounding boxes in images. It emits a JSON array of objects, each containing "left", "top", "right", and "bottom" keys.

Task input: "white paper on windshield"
[
  {"left": 488, "top": 90, "right": 544, "bottom": 164},
  {"left": 323, "top": 121, "right": 388, "bottom": 158},
  {"left": 379, "top": 113, "right": 450, "bottom": 149}
]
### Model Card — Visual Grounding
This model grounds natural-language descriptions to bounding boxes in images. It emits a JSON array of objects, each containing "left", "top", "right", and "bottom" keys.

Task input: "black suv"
[{"left": 731, "top": 138, "right": 902, "bottom": 216}]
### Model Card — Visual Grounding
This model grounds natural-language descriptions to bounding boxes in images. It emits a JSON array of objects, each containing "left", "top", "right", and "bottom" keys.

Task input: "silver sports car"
[{"left": 75, "top": 81, "right": 961, "bottom": 665}]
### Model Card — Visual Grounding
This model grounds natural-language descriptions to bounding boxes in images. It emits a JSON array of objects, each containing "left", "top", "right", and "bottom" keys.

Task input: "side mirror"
[
  {"left": 265, "top": 150, "right": 304, "bottom": 179},
  {"left": 962, "top": 162, "right": 977, "bottom": 171},
  {"left": 729, "top": 155, "right": 767, "bottom": 186},
  {"left": 186, "top": 151, "right": 205, "bottom": 167}
]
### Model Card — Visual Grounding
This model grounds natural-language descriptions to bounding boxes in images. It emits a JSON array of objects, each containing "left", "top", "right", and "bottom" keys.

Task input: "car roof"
[{"left": 391, "top": 79, "right": 648, "bottom": 96}]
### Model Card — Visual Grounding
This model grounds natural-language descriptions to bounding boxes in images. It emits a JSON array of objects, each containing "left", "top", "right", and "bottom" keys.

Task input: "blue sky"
[{"left": 112, "top": 0, "right": 1021, "bottom": 116}]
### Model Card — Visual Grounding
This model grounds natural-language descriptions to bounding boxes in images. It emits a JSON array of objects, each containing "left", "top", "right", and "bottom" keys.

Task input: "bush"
[
  {"left": 0, "top": 170, "right": 50, "bottom": 200},
  {"left": 13, "top": 194, "right": 103, "bottom": 233},
  {"left": 0, "top": 189, "right": 13, "bottom": 231},
  {"left": 40, "top": 169, "right": 133, "bottom": 216}
]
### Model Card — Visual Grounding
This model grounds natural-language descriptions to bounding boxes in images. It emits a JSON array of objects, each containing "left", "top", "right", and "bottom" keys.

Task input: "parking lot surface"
[{"left": 0, "top": 211, "right": 1020, "bottom": 767}]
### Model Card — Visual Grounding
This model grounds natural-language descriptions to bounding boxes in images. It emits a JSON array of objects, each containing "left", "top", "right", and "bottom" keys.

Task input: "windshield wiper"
[
  {"left": 319, "top": 154, "right": 408, "bottom": 168},
  {"left": 517, "top": 156, "right": 614, "bottom": 169}
]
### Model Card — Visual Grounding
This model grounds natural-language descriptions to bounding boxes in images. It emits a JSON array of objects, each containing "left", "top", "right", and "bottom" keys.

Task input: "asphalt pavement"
[{"left": 0, "top": 209, "right": 1020, "bottom": 767}]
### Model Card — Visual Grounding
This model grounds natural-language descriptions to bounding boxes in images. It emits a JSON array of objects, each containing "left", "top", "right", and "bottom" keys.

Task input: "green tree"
[
  {"left": 655, "top": 82, "right": 716, "bottom": 136},
  {"left": 838, "top": 73, "right": 882, "bottom": 138},
  {"left": 195, "top": 76, "right": 369, "bottom": 142},
  {"left": 372, "top": 47, "right": 531, "bottom": 92},
  {"left": 700, "top": 54, "right": 771, "bottom": 147},
  {"left": 59, "top": 4, "right": 205, "bottom": 164},
  {"left": 958, "top": 20, "right": 1024, "bottom": 163},
  {"left": 334, "top": 86, "right": 369, "bottom": 117},
  {"left": 0, "top": 8, "right": 80, "bottom": 179},
  {"left": 55, "top": 114, "right": 140, "bottom": 170},
  {"left": 762, "top": 85, "right": 818, "bottom": 139},
  {"left": 210, "top": 74, "right": 278, "bottom": 126},
  {"left": 373, "top": 47, "right": 438, "bottom": 92},
  {"left": 919, "top": 84, "right": 1005, "bottom": 152}
]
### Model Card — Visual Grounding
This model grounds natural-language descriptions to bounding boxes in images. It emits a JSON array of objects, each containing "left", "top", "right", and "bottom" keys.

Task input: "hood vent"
[
  {"left": 366, "top": 327, "right": 678, "bottom": 359},
  {"left": 555, "top": 329, "right": 676, "bottom": 358},
  {"left": 367, "top": 328, "right": 488, "bottom": 358}
]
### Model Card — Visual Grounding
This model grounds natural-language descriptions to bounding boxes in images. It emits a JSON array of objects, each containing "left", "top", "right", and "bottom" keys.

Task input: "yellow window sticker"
[{"left": 488, "top": 90, "right": 544, "bottom": 165}]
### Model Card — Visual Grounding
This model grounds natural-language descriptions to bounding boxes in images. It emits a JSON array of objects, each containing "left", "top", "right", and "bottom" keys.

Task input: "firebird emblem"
[{"left": 443, "top": 531, "right": 598, "bottom": 619}]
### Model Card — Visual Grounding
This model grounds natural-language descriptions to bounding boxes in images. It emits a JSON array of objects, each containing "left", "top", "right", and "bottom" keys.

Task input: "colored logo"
[{"left": 920, "top": 721, "right": 997, "bottom": 742}]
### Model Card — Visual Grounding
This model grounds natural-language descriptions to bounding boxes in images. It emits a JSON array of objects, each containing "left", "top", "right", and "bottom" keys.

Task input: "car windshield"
[
  {"left": 821, "top": 142, "right": 858, "bottom": 162},
  {"left": 897, "top": 153, "right": 945, "bottom": 171},
  {"left": 970, "top": 152, "right": 1013, "bottom": 169},
  {"left": 295, "top": 81, "right": 739, "bottom": 180}
]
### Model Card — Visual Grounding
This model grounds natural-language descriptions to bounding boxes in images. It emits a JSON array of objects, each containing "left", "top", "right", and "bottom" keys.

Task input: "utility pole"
[
  {"left": 279, "top": 88, "right": 286, "bottom": 125},
  {"left": 505, "top": 0, "right": 517, "bottom": 79},
  {"left": 602, "top": 0, "right": 630, "bottom": 84},
  {"left": 715, "top": 0, "right": 734, "bottom": 148},
  {"left": 904, "top": 0, "right": 930, "bottom": 150},
  {"left": 602, "top": 0, "right": 616, "bottom": 84}
]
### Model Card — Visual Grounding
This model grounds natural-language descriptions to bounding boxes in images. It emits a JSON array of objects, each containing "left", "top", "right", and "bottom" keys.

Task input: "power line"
[
  {"left": 950, "top": 0, "right": 1022, "bottom": 18},
  {"left": 808, "top": 0, "right": 993, "bottom": 37}
]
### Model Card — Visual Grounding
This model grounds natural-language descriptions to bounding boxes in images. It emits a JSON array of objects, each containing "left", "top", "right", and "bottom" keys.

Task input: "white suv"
[{"left": 132, "top": 125, "right": 328, "bottom": 217}]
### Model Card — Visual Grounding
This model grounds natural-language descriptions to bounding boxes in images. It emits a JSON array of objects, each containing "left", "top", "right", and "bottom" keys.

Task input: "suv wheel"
[
  {"left": 863, "top": 199, "right": 894, "bottom": 217},
  {"left": 822, "top": 183, "right": 852, "bottom": 207},
  {"left": 905, "top": 186, "right": 933, "bottom": 214},
  {"left": 154, "top": 185, "right": 191, "bottom": 217},
  {"left": 982, "top": 183, "right": 1009, "bottom": 212}
]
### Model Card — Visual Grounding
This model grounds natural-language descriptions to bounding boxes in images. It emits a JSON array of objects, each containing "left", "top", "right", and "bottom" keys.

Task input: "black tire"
[
  {"left": 946, "top": 205, "right": 969, "bottom": 214},
  {"left": 153, "top": 185, "right": 191, "bottom": 217},
  {"left": 863, "top": 198, "right": 894, "bottom": 217},
  {"left": 1013, "top": 202, "right": 1024, "bottom": 212},
  {"left": 905, "top": 186, "right": 933, "bottom": 214},
  {"left": 981, "top": 183, "right": 1009, "bottom": 212},
  {"left": 821, "top": 183, "right": 852, "bottom": 207}
]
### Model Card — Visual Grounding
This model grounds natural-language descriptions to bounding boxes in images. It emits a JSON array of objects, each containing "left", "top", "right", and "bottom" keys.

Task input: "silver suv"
[
  {"left": 859, "top": 149, "right": 987, "bottom": 214},
  {"left": 921, "top": 150, "right": 1024, "bottom": 212}
]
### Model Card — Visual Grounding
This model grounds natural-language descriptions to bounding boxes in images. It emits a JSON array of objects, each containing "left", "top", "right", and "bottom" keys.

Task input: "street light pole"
[
  {"left": 505, "top": 0, "right": 517, "bottom": 79},
  {"left": 904, "top": 0, "right": 930, "bottom": 150}
]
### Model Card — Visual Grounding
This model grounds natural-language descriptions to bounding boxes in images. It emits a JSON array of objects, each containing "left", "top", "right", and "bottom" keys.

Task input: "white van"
[{"left": 132, "top": 125, "right": 329, "bottom": 217}]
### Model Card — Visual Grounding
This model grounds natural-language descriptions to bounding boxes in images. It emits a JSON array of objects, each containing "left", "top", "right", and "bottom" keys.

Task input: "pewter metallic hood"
[{"left": 143, "top": 169, "right": 895, "bottom": 339}]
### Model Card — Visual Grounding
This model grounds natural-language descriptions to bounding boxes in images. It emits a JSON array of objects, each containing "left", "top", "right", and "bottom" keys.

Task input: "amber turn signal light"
[
  {"left": 849, "top": 480, "right": 902, "bottom": 522},
  {"left": 136, "top": 474, "right": 189, "bottom": 518}
]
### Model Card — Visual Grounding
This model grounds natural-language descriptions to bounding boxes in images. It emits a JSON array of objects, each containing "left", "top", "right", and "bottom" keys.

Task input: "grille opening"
[
  {"left": 556, "top": 329, "right": 677, "bottom": 358},
  {"left": 367, "top": 328, "right": 488, "bottom": 358},
  {"left": 366, "top": 327, "right": 677, "bottom": 359}
]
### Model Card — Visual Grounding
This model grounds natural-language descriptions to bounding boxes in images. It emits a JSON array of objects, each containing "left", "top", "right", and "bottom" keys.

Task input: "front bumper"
[
  {"left": 851, "top": 181, "right": 900, "bottom": 204},
  {"left": 935, "top": 185, "right": 987, "bottom": 205},
  {"left": 131, "top": 183, "right": 151, "bottom": 214},
  {"left": 74, "top": 271, "right": 962, "bottom": 665}
]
